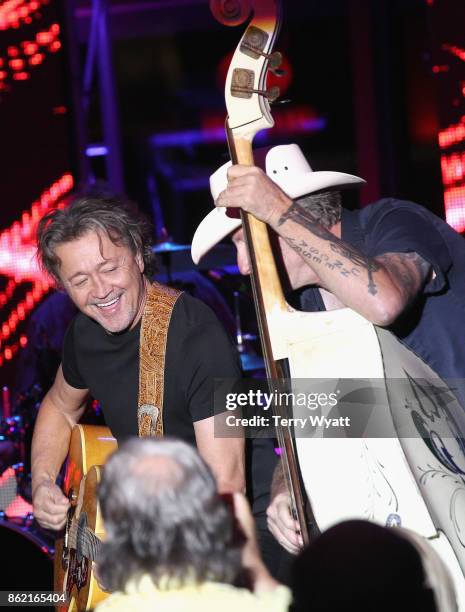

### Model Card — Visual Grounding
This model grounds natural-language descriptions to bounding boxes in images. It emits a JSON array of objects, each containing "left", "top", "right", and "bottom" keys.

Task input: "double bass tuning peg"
[
  {"left": 240, "top": 26, "right": 284, "bottom": 71},
  {"left": 265, "top": 85, "right": 281, "bottom": 102},
  {"left": 267, "top": 51, "right": 283, "bottom": 70},
  {"left": 267, "top": 52, "right": 286, "bottom": 77},
  {"left": 241, "top": 39, "right": 284, "bottom": 73},
  {"left": 231, "top": 68, "right": 281, "bottom": 102}
]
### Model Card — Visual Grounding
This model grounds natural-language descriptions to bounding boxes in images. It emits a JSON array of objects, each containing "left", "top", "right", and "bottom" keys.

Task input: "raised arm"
[
  {"left": 31, "top": 365, "right": 89, "bottom": 529},
  {"left": 217, "top": 165, "right": 432, "bottom": 326}
]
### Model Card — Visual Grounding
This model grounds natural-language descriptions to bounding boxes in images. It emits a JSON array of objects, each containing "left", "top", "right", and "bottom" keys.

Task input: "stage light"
[
  {"left": 0, "top": 174, "right": 74, "bottom": 362},
  {"left": 48, "top": 40, "right": 60, "bottom": 52},
  {"left": 9, "top": 58, "right": 25, "bottom": 70},
  {"left": 23, "top": 42, "right": 38, "bottom": 55},
  {"left": 36, "top": 30, "right": 53, "bottom": 45},
  {"left": 12, "top": 71, "right": 29, "bottom": 80},
  {"left": 0, "top": 0, "right": 48, "bottom": 31},
  {"left": 28, "top": 53, "right": 43, "bottom": 66},
  {"left": 438, "top": 118, "right": 465, "bottom": 232}
]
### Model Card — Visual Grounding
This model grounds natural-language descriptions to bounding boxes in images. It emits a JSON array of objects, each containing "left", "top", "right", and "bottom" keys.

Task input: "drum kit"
[{"left": 0, "top": 385, "right": 54, "bottom": 592}]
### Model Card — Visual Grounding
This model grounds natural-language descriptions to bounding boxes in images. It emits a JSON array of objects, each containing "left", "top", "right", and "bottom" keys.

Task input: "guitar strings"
[{"left": 66, "top": 521, "right": 101, "bottom": 560}]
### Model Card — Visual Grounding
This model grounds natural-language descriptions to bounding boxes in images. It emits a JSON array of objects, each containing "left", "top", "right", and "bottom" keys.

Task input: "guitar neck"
[
  {"left": 230, "top": 136, "right": 288, "bottom": 316},
  {"left": 228, "top": 133, "right": 309, "bottom": 546}
]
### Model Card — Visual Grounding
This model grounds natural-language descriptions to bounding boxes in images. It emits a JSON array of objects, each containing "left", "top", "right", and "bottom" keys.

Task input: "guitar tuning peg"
[{"left": 270, "top": 67, "right": 286, "bottom": 77}]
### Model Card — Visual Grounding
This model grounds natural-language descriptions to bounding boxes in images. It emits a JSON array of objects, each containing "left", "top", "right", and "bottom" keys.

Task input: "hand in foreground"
[
  {"left": 32, "top": 480, "right": 70, "bottom": 530},
  {"left": 266, "top": 492, "right": 304, "bottom": 555},
  {"left": 216, "top": 165, "right": 291, "bottom": 226}
]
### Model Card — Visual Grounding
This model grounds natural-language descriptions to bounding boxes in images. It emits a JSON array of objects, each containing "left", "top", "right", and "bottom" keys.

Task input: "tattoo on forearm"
[
  {"left": 278, "top": 201, "right": 329, "bottom": 240},
  {"left": 376, "top": 252, "right": 431, "bottom": 298},
  {"left": 280, "top": 202, "right": 380, "bottom": 295},
  {"left": 329, "top": 243, "right": 380, "bottom": 295},
  {"left": 287, "top": 238, "right": 361, "bottom": 280}
]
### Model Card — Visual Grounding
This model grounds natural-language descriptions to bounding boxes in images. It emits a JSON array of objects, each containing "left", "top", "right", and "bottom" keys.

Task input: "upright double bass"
[
  {"left": 211, "top": 0, "right": 465, "bottom": 607},
  {"left": 211, "top": 0, "right": 311, "bottom": 544}
]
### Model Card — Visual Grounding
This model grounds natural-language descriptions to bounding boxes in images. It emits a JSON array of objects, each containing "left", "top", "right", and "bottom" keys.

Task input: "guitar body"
[{"left": 54, "top": 425, "right": 117, "bottom": 612}]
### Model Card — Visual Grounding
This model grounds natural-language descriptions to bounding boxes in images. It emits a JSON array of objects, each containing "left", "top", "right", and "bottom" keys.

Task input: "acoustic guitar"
[{"left": 54, "top": 424, "right": 116, "bottom": 612}]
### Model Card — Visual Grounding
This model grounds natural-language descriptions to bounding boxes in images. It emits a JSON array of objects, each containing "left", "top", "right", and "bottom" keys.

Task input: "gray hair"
[
  {"left": 296, "top": 190, "right": 342, "bottom": 228},
  {"left": 97, "top": 438, "right": 243, "bottom": 592},
  {"left": 36, "top": 196, "right": 156, "bottom": 286}
]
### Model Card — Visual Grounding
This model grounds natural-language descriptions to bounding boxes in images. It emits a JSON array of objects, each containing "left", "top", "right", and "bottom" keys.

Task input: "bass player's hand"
[
  {"left": 266, "top": 492, "right": 304, "bottom": 555},
  {"left": 216, "top": 165, "right": 291, "bottom": 227},
  {"left": 32, "top": 480, "right": 69, "bottom": 530}
]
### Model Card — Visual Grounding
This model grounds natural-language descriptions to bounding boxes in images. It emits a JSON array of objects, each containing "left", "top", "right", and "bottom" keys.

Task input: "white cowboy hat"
[{"left": 191, "top": 143, "right": 365, "bottom": 264}]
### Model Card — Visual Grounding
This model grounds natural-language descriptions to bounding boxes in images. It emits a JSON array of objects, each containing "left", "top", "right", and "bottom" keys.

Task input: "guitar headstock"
[{"left": 224, "top": 0, "right": 281, "bottom": 139}]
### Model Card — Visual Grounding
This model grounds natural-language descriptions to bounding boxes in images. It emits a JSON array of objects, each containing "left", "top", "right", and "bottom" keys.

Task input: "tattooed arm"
[
  {"left": 216, "top": 165, "right": 432, "bottom": 325},
  {"left": 277, "top": 201, "right": 432, "bottom": 323}
]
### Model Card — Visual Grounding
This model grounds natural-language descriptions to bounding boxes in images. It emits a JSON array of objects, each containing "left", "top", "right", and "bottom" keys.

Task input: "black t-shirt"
[
  {"left": 298, "top": 199, "right": 465, "bottom": 401},
  {"left": 62, "top": 291, "right": 241, "bottom": 444}
]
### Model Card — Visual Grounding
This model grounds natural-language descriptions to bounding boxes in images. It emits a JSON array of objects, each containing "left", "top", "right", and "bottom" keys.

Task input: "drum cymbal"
[{"left": 152, "top": 241, "right": 191, "bottom": 254}]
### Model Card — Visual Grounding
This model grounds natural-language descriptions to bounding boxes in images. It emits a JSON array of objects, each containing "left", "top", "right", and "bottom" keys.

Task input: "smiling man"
[{"left": 31, "top": 196, "right": 244, "bottom": 531}]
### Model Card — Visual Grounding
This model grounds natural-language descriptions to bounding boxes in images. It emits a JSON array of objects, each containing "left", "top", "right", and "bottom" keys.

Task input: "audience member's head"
[
  {"left": 291, "top": 520, "right": 457, "bottom": 612},
  {"left": 97, "top": 437, "right": 243, "bottom": 592}
]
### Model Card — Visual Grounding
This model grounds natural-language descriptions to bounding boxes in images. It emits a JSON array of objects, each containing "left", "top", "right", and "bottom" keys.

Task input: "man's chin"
[
  {"left": 101, "top": 319, "right": 132, "bottom": 335},
  {"left": 88, "top": 312, "right": 132, "bottom": 335}
]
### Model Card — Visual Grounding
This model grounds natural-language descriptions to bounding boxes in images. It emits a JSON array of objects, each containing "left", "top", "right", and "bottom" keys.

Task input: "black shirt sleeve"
[
  {"left": 167, "top": 294, "right": 241, "bottom": 423},
  {"left": 186, "top": 321, "right": 241, "bottom": 422},
  {"left": 62, "top": 318, "right": 88, "bottom": 389},
  {"left": 364, "top": 200, "right": 453, "bottom": 294}
]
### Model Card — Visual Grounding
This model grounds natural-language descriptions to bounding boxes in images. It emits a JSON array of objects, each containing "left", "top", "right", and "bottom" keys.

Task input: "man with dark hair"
[
  {"left": 32, "top": 196, "right": 244, "bottom": 530},
  {"left": 291, "top": 520, "right": 456, "bottom": 612},
  {"left": 191, "top": 144, "right": 465, "bottom": 556},
  {"left": 94, "top": 438, "right": 290, "bottom": 612}
]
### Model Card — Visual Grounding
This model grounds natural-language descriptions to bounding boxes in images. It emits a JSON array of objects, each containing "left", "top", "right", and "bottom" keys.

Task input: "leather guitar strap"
[{"left": 138, "top": 281, "right": 182, "bottom": 438}]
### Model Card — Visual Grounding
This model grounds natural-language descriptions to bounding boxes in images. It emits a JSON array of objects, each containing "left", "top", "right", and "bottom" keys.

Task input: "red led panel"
[
  {"left": 442, "top": 44, "right": 465, "bottom": 63},
  {"left": 434, "top": 30, "right": 465, "bottom": 232},
  {"left": 438, "top": 110, "right": 465, "bottom": 232},
  {"left": 443, "top": 186, "right": 465, "bottom": 231},
  {"left": 0, "top": 1, "right": 50, "bottom": 32},
  {"left": 0, "top": 173, "right": 74, "bottom": 366},
  {"left": 438, "top": 123, "right": 465, "bottom": 231},
  {"left": 0, "top": 23, "right": 61, "bottom": 92}
]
